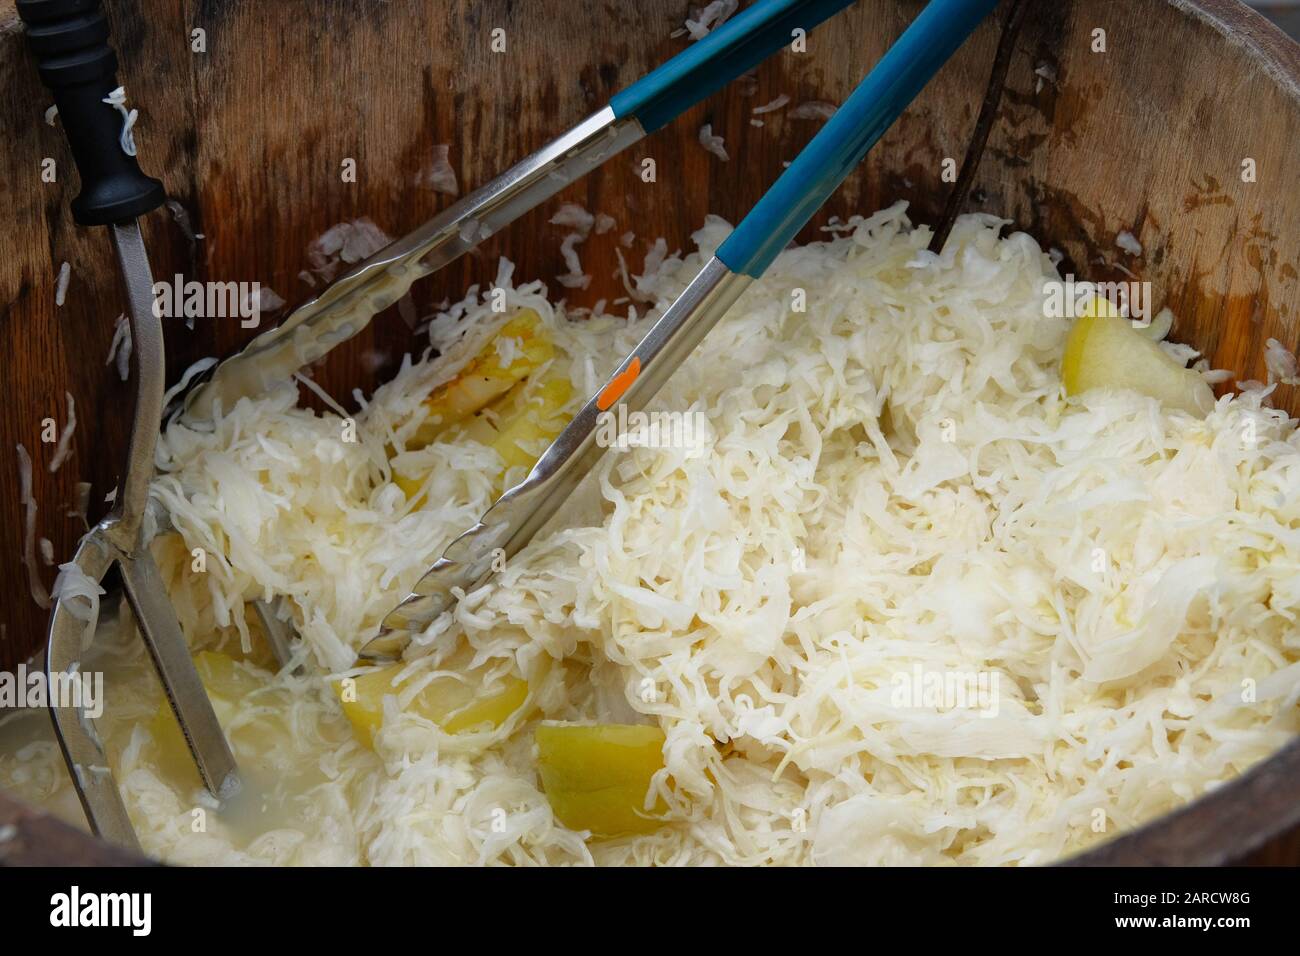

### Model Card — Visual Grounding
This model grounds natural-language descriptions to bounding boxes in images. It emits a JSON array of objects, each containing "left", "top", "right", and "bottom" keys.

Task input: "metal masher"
[
  {"left": 21, "top": 0, "right": 996, "bottom": 850},
  {"left": 15, "top": 0, "right": 238, "bottom": 850}
]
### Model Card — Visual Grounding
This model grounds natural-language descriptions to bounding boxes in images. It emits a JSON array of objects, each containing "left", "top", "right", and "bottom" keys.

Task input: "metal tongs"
[
  {"left": 183, "top": 0, "right": 998, "bottom": 666},
  {"left": 23, "top": 0, "right": 995, "bottom": 851},
  {"left": 16, "top": 0, "right": 237, "bottom": 850}
]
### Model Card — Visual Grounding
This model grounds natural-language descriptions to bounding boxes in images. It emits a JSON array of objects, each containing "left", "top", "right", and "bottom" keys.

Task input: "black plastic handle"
[{"left": 17, "top": 0, "right": 164, "bottom": 225}]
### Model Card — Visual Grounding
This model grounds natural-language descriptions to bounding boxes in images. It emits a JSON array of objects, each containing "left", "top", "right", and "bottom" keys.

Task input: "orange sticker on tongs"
[{"left": 597, "top": 356, "right": 641, "bottom": 411}]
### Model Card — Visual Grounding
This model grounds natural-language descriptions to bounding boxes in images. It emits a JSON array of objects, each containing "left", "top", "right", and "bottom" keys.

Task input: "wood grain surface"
[{"left": 0, "top": 0, "right": 1297, "bottom": 864}]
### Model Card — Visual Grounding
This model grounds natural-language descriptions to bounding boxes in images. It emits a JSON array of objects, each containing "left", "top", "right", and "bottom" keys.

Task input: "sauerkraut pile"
[{"left": 4, "top": 203, "right": 1298, "bottom": 865}]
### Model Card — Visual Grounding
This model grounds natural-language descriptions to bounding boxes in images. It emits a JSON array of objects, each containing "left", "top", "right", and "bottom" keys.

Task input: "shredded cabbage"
[{"left": 5, "top": 205, "right": 1299, "bottom": 866}]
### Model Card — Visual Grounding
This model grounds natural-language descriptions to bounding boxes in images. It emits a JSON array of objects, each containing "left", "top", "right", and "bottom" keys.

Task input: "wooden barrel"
[{"left": 0, "top": 0, "right": 1297, "bottom": 864}]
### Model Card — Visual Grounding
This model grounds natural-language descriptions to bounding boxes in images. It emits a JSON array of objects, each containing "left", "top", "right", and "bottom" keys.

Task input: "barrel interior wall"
[{"left": 0, "top": 0, "right": 1298, "bottom": 866}]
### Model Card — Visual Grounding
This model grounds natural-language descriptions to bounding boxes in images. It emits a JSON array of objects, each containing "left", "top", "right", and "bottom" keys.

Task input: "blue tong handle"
[
  {"left": 718, "top": 0, "right": 1000, "bottom": 277},
  {"left": 610, "top": 0, "right": 858, "bottom": 133}
]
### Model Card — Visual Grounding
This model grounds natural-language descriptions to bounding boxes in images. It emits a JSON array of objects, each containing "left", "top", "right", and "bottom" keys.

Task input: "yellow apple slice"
[
  {"left": 393, "top": 370, "right": 574, "bottom": 503},
  {"left": 535, "top": 723, "right": 668, "bottom": 837},
  {"left": 1062, "top": 296, "right": 1214, "bottom": 416},
  {"left": 334, "top": 664, "right": 528, "bottom": 747},
  {"left": 412, "top": 309, "right": 554, "bottom": 446},
  {"left": 491, "top": 374, "right": 574, "bottom": 475}
]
